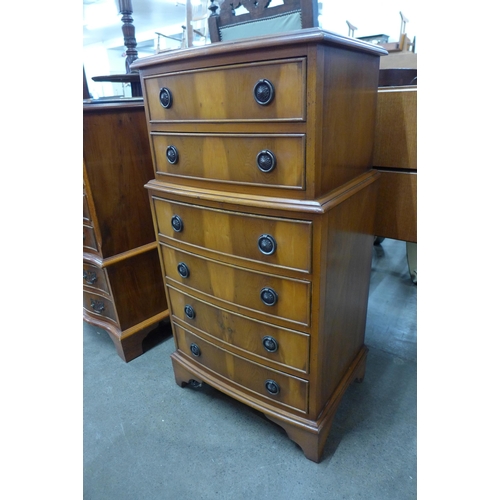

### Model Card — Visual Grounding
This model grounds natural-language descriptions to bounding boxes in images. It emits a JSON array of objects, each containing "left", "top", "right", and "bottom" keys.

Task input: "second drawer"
[{"left": 151, "top": 133, "right": 305, "bottom": 190}]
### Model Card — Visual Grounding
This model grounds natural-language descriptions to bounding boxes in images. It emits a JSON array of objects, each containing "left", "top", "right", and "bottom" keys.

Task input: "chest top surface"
[{"left": 131, "top": 28, "right": 387, "bottom": 73}]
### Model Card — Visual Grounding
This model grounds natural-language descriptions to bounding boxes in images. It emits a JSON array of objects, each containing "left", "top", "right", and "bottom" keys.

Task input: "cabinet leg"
[
  {"left": 85, "top": 313, "right": 170, "bottom": 362},
  {"left": 117, "top": 321, "right": 166, "bottom": 362},
  {"left": 90, "top": 324, "right": 144, "bottom": 363},
  {"left": 265, "top": 415, "right": 329, "bottom": 463},
  {"left": 171, "top": 354, "right": 203, "bottom": 388},
  {"left": 268, "top": 346, "right": 369, "bottom": 462},
  {"left": 354, "top": 349, "right": 368, "bottom": 383},
  {"left": 113, "top": 333, "right": 147, "bottom": 362},
  {"left": 170, "top": 346, "right": 368, "bottom": 463}
]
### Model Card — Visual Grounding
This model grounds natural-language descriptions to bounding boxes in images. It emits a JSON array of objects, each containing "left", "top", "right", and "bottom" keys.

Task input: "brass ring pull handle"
[
  {"left": 166, "top": 145, "right": 179, "bottom": 164},
  {"left": 262, "top": 336, "right": 278, "bottom": 353},
  {"left": 258, "top": 234, "right": 277, "bottom": 255},
  {"left": 159, "top": 87, "right": 173, "bottom": 108},
  {"left": 253, "top": 79, "right": 274, "bottom": 106},
  {"left": 83, "top": 269, "right": 97, "bottom": 285},
  {"left": 177, "top": 262, "right": 190, "bottom": 279},
  {"left": 256, "top": 150, "right": 276, "bottom": 173},
  {"left": 171, "top": 215, "right": 183, "bottom": 232},
  {"left": 260, "top": 287, "right": 278, "bottom": 306},
  {"left": 184, "top": 304, "right": 196, "bottom": 320},
  {"left": 265, "top": 379, "right": 280, "bottom": 395},
  {"left": 190, "top": 343, "right": 201, "bottom": 357}
]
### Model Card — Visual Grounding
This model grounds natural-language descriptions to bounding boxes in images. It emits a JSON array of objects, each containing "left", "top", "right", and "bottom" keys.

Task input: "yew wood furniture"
[
  {"left": 83, "top": 100, "right": 169, "bottom": 361},
  {"left": 132, "top": 28, "right": 386, "bottom": 462},
  {"left": 372, "top": 70, "right": 417, "bottom": 282},
  {"left": 372, "top": 85, "right": 417, "bottom": 244}
]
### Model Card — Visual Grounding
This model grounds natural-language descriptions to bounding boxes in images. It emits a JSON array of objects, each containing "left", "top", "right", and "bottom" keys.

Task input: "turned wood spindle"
[{"left": 119, "top": 0, "right": 138, "bottom": 73}]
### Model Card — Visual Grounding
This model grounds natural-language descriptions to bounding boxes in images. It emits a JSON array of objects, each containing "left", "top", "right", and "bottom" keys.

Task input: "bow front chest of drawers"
[{"left": 132, "top": 28, "right": 387, "bottom": 462}]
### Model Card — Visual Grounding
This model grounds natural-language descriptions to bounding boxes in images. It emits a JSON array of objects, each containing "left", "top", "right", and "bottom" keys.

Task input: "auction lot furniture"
[
  {"left": 373, "top": 85, "right": 416, "bottom": 243},
  {"left": 83, "top": 100, "right": 169, "bottom": 361},
  {"left": 372, "top": 83, "right": 417, "bottom": 282},
  {"left": 132, "top": 28, "right": 386, "bottom": 461}
]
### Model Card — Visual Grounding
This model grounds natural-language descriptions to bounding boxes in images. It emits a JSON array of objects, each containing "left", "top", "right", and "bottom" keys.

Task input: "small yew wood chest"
[
  {"left": 83, "top": 101, "right": 169, "bottom": 361},
  {"left": 132, "top": 28, "right": 386, "bottom": 461}
]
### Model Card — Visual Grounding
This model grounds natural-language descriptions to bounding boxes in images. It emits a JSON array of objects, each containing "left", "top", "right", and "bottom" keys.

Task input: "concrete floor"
[{"left": 83, "top": 238, "right": 417, "bottom": 499}]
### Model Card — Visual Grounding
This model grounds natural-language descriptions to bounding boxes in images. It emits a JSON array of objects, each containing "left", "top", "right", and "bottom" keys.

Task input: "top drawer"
[{"left": 144, "top": 58, "right": 306, "bottom": 123}]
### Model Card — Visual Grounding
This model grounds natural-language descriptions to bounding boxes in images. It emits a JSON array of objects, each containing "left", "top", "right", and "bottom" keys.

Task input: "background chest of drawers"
[
  {"left": 132, "top": 28, "right": 386, "bottom": 461},
  {"left": 83, "top": 101, "right": 169, "bottom": 362}
]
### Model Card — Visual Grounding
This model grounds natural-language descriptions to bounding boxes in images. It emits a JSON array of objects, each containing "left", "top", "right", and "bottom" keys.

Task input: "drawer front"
[
  {"left": 153, "top": 198, "right": 312, "bottom": 273},
  {"left": 161, "top": 244, "right": 310, "bottom": 326},
  {"left": 144, "top": 58, "right": 306, "bottom": 122},
  {"left": 151, "top": 133, "right": 305, "bottom": 190},
  {"left": 83, "top": 291, "right": 118, "bottom": 324},
  {"left": 83, "top": 263, "right": 109, "bottom": 295},
  {"left": 83, "top": 193, "right": 91, "bottom": 223},
  {"left": 176, "top": 326, "right": 308, "bottom": 413},
  {"left": 169, "top": 287, "right": 310, "bottom": 374},
  {"left": 83, "top": 224, "right": 98, "bottom": 253}
]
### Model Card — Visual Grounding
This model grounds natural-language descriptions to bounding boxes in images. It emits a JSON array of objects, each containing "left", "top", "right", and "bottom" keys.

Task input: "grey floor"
[{"left": 83, "top": 238, "right": 417, "bottom": 500}]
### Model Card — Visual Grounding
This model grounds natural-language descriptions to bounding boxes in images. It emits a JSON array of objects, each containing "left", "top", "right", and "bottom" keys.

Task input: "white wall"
[
  {"left": 319, "top": 1, "right": 418, "bottom": 45},
  {"left": 83, "top": 1, "right": 419, "bottom": 98},
  {"left": 83, "top": 43, "right": 115, "bottom": 99},
  {"left": 83, "top": 27, "right": 185, "bottom": 98}
]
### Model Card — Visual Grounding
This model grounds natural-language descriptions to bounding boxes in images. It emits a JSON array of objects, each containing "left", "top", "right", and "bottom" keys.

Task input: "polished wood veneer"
[
  {"left": 150, "top": 132, "right": 306, "bottom": 190},
  {"left": 153, "top": 197, "right": 312, "bottom": 273},
  {"left": 83, "top": 101, "right": 169, "bottom": 361},
  {"left": 144, "top": 58, "right": 307, "bottom": 122},
  {"left": 132, "top": 28, "right": 385, "bottom": 461},
  {"left": 373, "top": 86, "right": 417, "bottom": 243},
  {"left": 168, "top": 287, "right": 311, "bottom": 375}
]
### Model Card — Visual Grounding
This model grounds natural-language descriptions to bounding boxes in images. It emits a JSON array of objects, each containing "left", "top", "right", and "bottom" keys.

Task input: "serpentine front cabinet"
[
  {"left": 132, "top": 28, "right": 386, "bottom": 461},
  {"left": 83, "top": 101, "right": 169, "bottom": 361}
]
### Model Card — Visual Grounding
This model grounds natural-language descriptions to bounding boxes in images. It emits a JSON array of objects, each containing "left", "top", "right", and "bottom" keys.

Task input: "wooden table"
[{"left": 92, "top": 73, "right": 143, "bottom": 97}]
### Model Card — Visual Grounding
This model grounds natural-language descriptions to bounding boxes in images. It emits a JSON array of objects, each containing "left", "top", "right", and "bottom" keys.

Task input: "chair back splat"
[{"left": 208, "top": 0, "right": 318, "bottom": 43}]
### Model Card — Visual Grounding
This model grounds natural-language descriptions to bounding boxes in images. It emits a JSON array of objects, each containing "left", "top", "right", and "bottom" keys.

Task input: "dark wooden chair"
[{"left": 208, "top": 0, "right": 318, "bottom": 43}]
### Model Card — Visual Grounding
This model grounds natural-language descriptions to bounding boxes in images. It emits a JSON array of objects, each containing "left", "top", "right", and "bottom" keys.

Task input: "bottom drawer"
[
  {"left": 83, "top": 291, "right": 118, "bottom": 324},
  {"left": 175, "top": 325, "right": 308, "bottom": 413}
]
